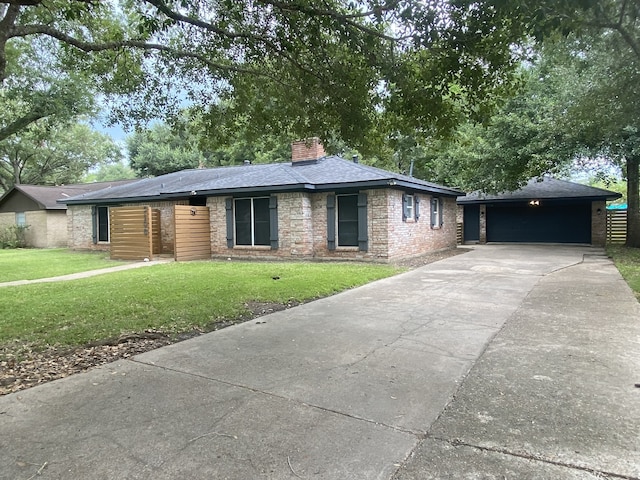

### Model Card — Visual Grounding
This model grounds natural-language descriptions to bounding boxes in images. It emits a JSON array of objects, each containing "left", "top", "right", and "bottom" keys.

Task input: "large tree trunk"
[{"left": 626, "top": 156, "right": 640, "bottom": 247}]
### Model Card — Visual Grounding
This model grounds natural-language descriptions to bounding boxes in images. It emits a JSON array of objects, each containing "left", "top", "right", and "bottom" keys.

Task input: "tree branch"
[
  {"left": 258, "top": 0, "right": 400, "bottom": 41},
  {"left": 141, "top": 0, "right": 325, "bottom": 80},
  {"left": 0, "top": 108, "right": 52, "bottom": 143},
  {"left": 9, "top": 24, "right": 295, "bottom": 84},
  {"left": 585, "top": 20, "right": 640, "bottom": 59}
]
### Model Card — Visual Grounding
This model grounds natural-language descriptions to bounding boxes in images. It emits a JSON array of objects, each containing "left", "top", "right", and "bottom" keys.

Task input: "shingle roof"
[
  {"left": 61, "top": 156, "right": 464, "bottom": 205},
  {"left": 457, "top": 177, "right": 622, "bottom": 204},
  {"left": 2, "top": 181, "right": 137, "bottom": 210}
]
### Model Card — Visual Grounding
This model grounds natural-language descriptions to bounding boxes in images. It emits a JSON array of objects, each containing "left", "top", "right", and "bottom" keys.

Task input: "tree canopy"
[
  {"left": 1, "top": 0, "right": 583, "bottom": 153},
  {"left": 0, "top": 122, "right": 123, "bottom": 192}
]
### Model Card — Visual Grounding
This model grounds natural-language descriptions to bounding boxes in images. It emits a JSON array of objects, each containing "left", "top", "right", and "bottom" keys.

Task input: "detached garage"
[{"left": 458, "top": 177, "right": 621, "bottom": 246}]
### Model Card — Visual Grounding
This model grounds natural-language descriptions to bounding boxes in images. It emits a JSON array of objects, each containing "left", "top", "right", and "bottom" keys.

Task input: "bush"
[{"left": 0, "top": 225, "right": 30, "bottom": 249}]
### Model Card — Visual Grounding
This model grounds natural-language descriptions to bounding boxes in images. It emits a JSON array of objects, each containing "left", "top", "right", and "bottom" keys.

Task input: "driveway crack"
[{"left": 428, "top": 435, "right": 639, "bottom": 480}]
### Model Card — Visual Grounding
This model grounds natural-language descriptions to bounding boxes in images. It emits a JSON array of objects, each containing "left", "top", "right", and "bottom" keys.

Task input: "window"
[
  {"left": 15, "top": 212, "right": 26, "bottom": 226},
  {"left": 430, "top": 197, "right": 443, "bottom": 228},
  {"left": 403, "top": 194, "right": 421, "bottom": 222},
  {"left": 97, "top": 206, "right": 109, "bottom": 242},
  {"left": 326, "top": 193, "right": 368, "bottom": 251},
  {"left": 337, "top": 194, "right": 359, "bottom": 246},
  {"left": 406, "top": 194, "right": 414, "bottom": 221},
  {"left": 233, "top": 197, "right": 272, "bottom": 246},
  {"left": 91, "top": 206, "right": 110, "bottom": 243}
]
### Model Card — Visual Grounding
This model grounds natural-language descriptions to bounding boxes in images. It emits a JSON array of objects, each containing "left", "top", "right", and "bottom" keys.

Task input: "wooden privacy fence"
[
  {"left": 110, "top": 206, "right": 161, "bottom": 260},
  {"left": 174, "top": 205, "right": 211, "bottom": 261},
  {"left": 606, "top": 209, "right": 627, "bottom": 244}
]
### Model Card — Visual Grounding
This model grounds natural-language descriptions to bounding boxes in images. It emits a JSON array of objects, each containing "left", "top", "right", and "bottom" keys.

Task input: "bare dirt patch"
[{"left": 0, "top": 248, "right": 468, "bottom": 396}]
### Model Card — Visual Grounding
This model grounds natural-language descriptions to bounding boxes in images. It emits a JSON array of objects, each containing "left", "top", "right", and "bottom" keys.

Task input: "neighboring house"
[
  {"left": 0, "top": 181, "right": 135, "bottom": 248},
  {"left": 457, "top": 177, "right": 622, "bottom": 246},
  {"left": 61, "top": 139, "right": 464, "bottom": 262}
]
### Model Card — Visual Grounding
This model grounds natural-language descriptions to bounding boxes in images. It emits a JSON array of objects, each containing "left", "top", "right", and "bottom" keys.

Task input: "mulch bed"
[{"left": 0, "top": 248, "right": 468, "bottom": 396}]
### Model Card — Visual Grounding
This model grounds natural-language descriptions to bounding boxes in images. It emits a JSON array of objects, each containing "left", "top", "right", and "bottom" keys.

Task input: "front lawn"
[
  {"left": 0, "top": 261, "right": 401, "bottom": 353},
  {"left": 0, "top": 248, "right": 123, "bottom": 282},
  {"left": 607, "top": 245, "right": 640, "bottom": 300}
]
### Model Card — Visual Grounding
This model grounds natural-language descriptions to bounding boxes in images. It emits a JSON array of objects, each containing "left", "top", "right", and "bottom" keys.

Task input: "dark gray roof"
[
  {"left": 457, "top": 177, "right": 622, "bottom": 204},
  {"left": 2, "top": 181, "right": 137, "bottom": 210},
  {"left": 61, "top": 156, "right": 464, "bottom": 205}
]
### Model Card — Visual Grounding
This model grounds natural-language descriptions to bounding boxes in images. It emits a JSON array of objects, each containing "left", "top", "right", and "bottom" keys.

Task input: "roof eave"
[{"left": 458, "top": 194, "right": 622, "bottom": 204}]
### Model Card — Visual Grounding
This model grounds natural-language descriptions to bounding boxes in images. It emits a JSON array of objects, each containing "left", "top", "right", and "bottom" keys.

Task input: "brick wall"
[
  {"left": 67, "top": 205, "right": 105, "bottom": 251},
  {"left": 591, "top": 200, "right": 607, "bottom": 247},
  {"left": 386, "top": 193, "right": 458, "bottom": 259},
  {"left": 210, "top": 189, "right": 456, "bottom": 262}
]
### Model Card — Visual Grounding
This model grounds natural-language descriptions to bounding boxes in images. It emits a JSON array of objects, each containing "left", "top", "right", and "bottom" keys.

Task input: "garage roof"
[
  {"left": 60, "top": 156, "right": 464, "bottom": 205},
  {"left": 457, "top": 177, "right": 622, "bottom": 204}
]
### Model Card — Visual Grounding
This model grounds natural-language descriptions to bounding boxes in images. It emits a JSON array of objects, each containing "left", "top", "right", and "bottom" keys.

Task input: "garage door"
[{"left": 486, "top": 203, "right": 591, "bottom": 243}]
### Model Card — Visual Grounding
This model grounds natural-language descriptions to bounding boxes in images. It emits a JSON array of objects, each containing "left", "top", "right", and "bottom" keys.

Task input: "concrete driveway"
[{"left": 1, "top": 245, "right": 638, "bottom": 479}]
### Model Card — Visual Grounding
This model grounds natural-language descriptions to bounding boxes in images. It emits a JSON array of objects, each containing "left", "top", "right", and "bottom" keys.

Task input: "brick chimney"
[{"left": 291, "top": 138, "right": 326, "bottom": 164}]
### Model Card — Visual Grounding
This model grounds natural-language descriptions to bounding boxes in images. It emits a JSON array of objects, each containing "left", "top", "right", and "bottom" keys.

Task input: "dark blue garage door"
[{"left": 486, "top": 203, "right": 591, "bottom": 243}]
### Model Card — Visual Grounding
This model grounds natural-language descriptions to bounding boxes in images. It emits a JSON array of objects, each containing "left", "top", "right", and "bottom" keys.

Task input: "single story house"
[
  {"left": 61, "top": 139, "right": 464, "bottom": 262},
  {"left": 0, "top": 181, "right": 134, "bottom": 248},
  {"left": 457, "top": 177, "right": 622, "bottom": 246}
]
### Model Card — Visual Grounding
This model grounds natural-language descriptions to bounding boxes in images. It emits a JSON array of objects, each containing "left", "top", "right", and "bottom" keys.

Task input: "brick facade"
[
  {"left": 591, "top": 200, "right": 607, "bottom": 247},
  {"left": 0, "top": 210, "right": 67, "bottom": 248},
  {"left": 209, "top": 189, "right": 457, "bottom": 262},
  {"left": 69, "top": 189, "right": 459, "bottom": 262}
]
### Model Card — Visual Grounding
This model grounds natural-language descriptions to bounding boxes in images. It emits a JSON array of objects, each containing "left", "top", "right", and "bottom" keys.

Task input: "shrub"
[{"left": 0, "top": 225, "right": 30, "bottom": 249}]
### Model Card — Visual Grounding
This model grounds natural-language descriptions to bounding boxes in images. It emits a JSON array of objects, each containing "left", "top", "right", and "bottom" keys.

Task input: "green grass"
[
  {"left": 0, "top": 248, "right": 124, "bottom": 282},
  {"left": 0, "top": 261, "right": 402, "bottom": 352},
  {"left": 607, "top": 245, "right": 640, "bottom": 300}
]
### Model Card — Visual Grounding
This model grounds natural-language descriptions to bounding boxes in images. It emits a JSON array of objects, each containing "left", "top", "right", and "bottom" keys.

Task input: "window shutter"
[
  {"left": 415, "top": 196, "right": 421, "bottom": 221},
  {"left": 327, "top": 194, "right": 336, "bottom": 251},
  {"left": 430, "top": 197, "right": 437, "bottom": 228},
  {"left": 91, "top": 206, "right": 98, "bottom": 244},
  {"left": 269, "top": 195, "right": 279, "bottom": 249},
  {"left": 357, "top": 193, "right": 368, "bottom": 252},
  {"left": 439, "top": 198, "right": 444, "bottom": 226},
  {"left": 225, "top": 198, "right": 234, "bottom": 248},
  {"left": 402, "top": 194, "right": 408, "bottom": 222}
]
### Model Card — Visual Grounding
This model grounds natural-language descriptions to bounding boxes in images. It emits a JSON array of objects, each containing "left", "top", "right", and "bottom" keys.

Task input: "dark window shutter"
[
  {"left": 91, "top": 206, "right": 98, "bottom": 244},
  {"left": 402, "top": 194, "right": 408, "bottom": 221},
  {"left": 357, "top": 193, "right": 368, "bottom": 252},
  {"left": 439, "top": 198, "right": 444, "bottom": 226},
  {"left": 225, "top": 198, "right": 234, "bottom": 248},
  {"left": 327, "top": 194, "right": 336, "bottom": 251},
  {"left": 415, "top": 196, "right": 421, "bottom": 221},
  {"left": 430, "top": 197, "right": 437, "bottom": 228},
  {"left": 269, "top": 195, "right": 278, "bottom": 249}
]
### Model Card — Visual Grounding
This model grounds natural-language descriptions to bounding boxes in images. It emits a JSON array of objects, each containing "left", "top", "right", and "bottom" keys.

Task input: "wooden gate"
[
  {"left": 110, "top": 206, "right": 160, "bottom": 260},
  {"left": 174, "top": 205, "right": 211, "bottom": 261},
  {"left": 607, "top": 209, "right": 627, "bottom": 244}
]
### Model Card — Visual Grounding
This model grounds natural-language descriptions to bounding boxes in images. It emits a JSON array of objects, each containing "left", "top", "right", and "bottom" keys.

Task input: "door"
[
  {"left": 463, "top": 205, "right": 480, "bottom": 242},
  {"left": 486, "top": 203, "right": 591, "bottom": 243}
]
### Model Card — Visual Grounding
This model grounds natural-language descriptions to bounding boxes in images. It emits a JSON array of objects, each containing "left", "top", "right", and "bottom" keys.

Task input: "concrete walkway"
[
  {"left": 0, "top": 258, "right": 173, "bottom": 287},
  {"left": 1, "top": 245, "right": 638, "bottom": 479}
]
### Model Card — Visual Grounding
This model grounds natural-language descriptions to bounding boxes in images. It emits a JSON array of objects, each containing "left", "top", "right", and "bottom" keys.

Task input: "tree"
[
  {"left": 83, "top": 161, "right": 137, "bottom": 183},
  {"left": 127, "top": 117, "right": 291, "bottom": 177},
  {"left": 2, "top": 0, "right": 579, "bottom": 154},
  {"left": 0, "top": 122, "right": 123, "bottom": 193},
  {"left": 409, "top": 1, "right": 640, "bottom": 246}
]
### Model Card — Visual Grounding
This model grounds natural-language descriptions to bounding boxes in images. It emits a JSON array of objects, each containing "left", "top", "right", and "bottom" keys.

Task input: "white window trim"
[{"left": 406, "top": 194, "right": 415, "bottom": 221}]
